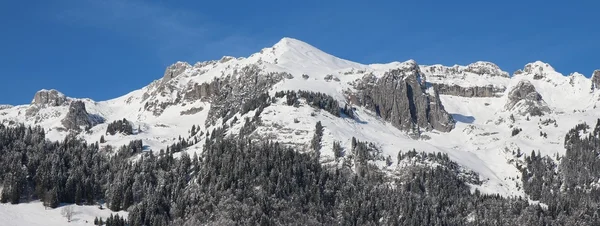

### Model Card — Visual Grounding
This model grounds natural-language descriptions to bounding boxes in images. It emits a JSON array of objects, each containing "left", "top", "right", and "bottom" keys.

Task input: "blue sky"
[{"left": 0, "top": 0, "right": 597, "bottom": 105}]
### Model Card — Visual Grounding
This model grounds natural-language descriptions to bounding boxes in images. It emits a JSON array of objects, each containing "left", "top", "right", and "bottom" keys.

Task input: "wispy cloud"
[{"left": 52, "top": 0, "right": 260, "bottom": 63}]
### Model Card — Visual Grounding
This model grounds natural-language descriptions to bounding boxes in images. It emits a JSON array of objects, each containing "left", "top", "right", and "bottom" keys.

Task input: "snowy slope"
[
  {"left": 0, "top": 202, "right": 126, "bottom": 226},
  {"left": 1, "top": 37, "right": 600, "bottom": 200}
]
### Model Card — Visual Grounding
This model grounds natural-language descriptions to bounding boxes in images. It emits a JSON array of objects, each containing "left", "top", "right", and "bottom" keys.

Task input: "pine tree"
[
  {"left": 311, "top": 121, "right": 324, "bottom": 151},
  {"left": 333, "top": 141, "right": 343, "bottom": 159}
]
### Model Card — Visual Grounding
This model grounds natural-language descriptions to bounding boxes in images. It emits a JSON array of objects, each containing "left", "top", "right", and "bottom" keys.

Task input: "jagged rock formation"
[
  {"left": 350, "top": 63, "right": 455, "bottom": 132},
  {"left": 140, "top": 62, "right": 195, "bottom": 115},
  {"left": 31, "top": 89, "right": 67, "bottom": 106},
  {"left": 514, "top": 61, "right": 555, "bottom": 80},
  {"left": 26, "top": 89, "right": 70, "bottom": 117},
  {"left": 421, "top": 61, "right": 510, "bottom": 79},
  {"left": 61, "top": 101, "right": 103, "bottom": 131},
  {"left": 184, "top": 82, "right": 220, "bottom": 102},
  {"left": 432, "top": 84, "right": 505, "bottom": 97},
  {"left": 505, "top": 80, "right": 550, "bottom": 116},
  {"left": 592, "top": 70, "right": 600, "bottom": 90},
  {"left": 204, "top": 65, "right": 286, "bottom": 126},
  {"left": 162, "top": 61, "right": 191, "bottom": 84},
  {"left": 0, "top": 105, "right": 12, "bottom": 110},
  {"left": 419, "top": 62, "right": 509, "bottom": 98},
  {"left": 463, "top": 61, "right": 510, "bottom": 77}
]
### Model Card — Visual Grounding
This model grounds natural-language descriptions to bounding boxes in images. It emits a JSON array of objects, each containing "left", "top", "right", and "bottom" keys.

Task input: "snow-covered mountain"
[{"left": 2, "top": 37, "right": 599, "bottom": 197}]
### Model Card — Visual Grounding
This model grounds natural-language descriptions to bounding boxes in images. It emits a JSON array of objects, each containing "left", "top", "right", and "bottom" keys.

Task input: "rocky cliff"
[
  {"left": 351, "top": 63, "right": 455, "bottom": 132},
  {"left": 32, "top": 89, "right": 67, "bottom": 106},
  {"left": 162, "top": 61, "right": 192, "bottom": 84},
  {"left": 592, "top": 70, "right": 600, "bottom": 90},
  {"left": 203, "top": 65, "right": 287, "bottom": 126},
  {"left": 505, "top": 80, "right": 550, "bottom": 116},
  {"left": 61, "top": 101, "right": 103, "bottom": 131},
  {"left": 432, "top": 84, "right": 505, "bottom": 97}
]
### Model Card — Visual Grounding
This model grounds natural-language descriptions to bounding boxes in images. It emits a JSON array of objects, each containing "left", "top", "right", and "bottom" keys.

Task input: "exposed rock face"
[
  {"left": 514, "top": 61, "right": 555, "bottom": 80},
  {"left": 422, "top": 61, "right": 509, "bottom": 78},
  {"left": 505, "top": 80, "right": 550, "bottom": 116},
  {"left": 180, "top": 107, "right": 204, "bottom": 116},
  {"left": 592, "top": 70, "right": 600, "bottom": 90},
  {"left": 204, "top": 65, "right": 285, "bottom": 126},
  {"left": 141, "top": 62, "right": 193, "bottom": 116},
  {"left": 184, "top": 82, "right": 220, "bottom": 102},
  {"left": 419, "top": 62, "right": 509, "bottom": 98},
  {"left": 61, "top": 101, "right": 103, "bottom": 131},
  {"left": 463, "top": 61, "right": 510, "bottom": 77},
  {"left": 162, "top": 61, "right": 191, "bottom": 84},
  {"left": 432, "top": 84, "right": 505, "bottom": 97},
  {"left": 32, "top": 89, "right": 67, "bottom": 106},
  {"left": 351, "top": 63, "right": 455, "bottom": 132}
]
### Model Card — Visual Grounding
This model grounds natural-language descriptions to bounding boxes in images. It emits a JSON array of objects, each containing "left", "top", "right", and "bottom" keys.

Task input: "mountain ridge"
[
  {"left": 1, "top": 37, "right": 599, "bottom": 198},
  {"left": 5, "top": 37, "right": 598, "bottom": 107}
]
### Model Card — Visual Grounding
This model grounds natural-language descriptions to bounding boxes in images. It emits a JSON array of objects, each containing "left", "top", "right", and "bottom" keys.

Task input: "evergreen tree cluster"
[
  {"left": 5, "top": 120, "right": 600, "bottom": 225},
  {"left": 396, "top": 149, "right": 481, "bottom": 185},
  {"left": 341, "top": 103, "right": 355, "bottom": 119},
  {"left": 166, "top": 135, "right": 194, "bottom": 153},
  {"left": 518, "top": 120, "right": 600, "bottom": 225},
  {"left": 98, "top": 214, "right": 126, "bottom": 226},
  {"left": 114, "top": 139, "right": 143, "bottom": 158},
  {"left": 333, "top": 141, "right": 344, "bottom": 159},
  {"left": 349, "top": 137, "right": 387, "bottom": 178},
  {"left": 240, "top": 92, "right": 271, "bottom": 116},
  {"left": 275, "top": 90, "right": 341, "bottom": 117},
  {"left": 106, "top": 118, "right": 133, "bottom": 136},
  {"left": 351, "top": 137, "right": 384, "bottom": 163}
]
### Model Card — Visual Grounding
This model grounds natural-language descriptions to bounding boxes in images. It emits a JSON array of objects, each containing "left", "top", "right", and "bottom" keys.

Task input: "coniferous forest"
[{"left": 1, "top": 120, "right": 600, "bottom": 225}]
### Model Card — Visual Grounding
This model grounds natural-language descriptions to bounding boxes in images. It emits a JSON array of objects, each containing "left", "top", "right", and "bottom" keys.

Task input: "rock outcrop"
[
  {"left": 463, "top": 61, "right": 510, "bottom": 78},
  {"left": 204, "top": 65, "right": 286, "bottom": 126},
  {"left": 351, "top": 63, "right": 455, "bottom": 132},
  {"left": 514, "top": 61, "right": 555, "bottom": 80},
  {"left": 432, "top": 84, "right": 505, "bottom": 97},
  {"left": 61, "top": 101, "right": 103, "bottom": 131},
  {"left": 184, "top": 82, "right": 221, "bottom": 102},
  {"left": 505, "top": 80, "right": 550, "bottom": 116},
  {"left": 591, "top": 70, "right": 600, "bottom": 90},
  {"left": 162, "top": 61, "right": 192, "bottom": 84},
  {"left": 419, "top": 62, "right": 509, "bottom": 98},
  {"left": 32, "top": 89, "right": 67, "bottom": 106}
]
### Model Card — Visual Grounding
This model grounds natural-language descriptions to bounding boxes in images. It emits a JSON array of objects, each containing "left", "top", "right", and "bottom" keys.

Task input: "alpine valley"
[{"left": 1, "top": 38, "right": 600, "bottom": 225}]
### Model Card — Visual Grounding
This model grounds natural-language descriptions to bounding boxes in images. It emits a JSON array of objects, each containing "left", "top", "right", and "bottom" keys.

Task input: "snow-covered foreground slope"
[
  {"left": 1, "top": 37, "right": 600, "bottom": 199},
  {"left": 0, "top": 202, "right": 126, "bottom": 226}
]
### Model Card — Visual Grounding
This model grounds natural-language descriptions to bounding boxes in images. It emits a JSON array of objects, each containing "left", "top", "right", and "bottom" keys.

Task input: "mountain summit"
[{"left": 250, "top": 37, "right": 364, "bottom": 72}]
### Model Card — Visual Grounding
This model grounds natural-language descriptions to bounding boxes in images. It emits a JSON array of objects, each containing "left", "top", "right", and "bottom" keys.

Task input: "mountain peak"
[
  {"left": 514, "top": 61, "right": 559, "bottom": 79},
  {"left": 466, "top": 61, "right": 500, "bottom": 70},
  {"left": 268, "top": 37, "right": 324, "bottom": 58},
  {"left": 524, "top": 61, "right": 555, "bottom": 72},
  {"left": 465, "top": 61, "right": 509, "bottom": 77},
  {"left": 162, "top": 61, "right": 192, "bottom": 83},
  {"left": 273, "top": 37, "right": 311, "bottom": 49},
  {"left": 31, "top": 89, "right": 67, "bottom": 106},
  {"left": 255, "top": 37, "right": 363, "bottom": 72}
]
